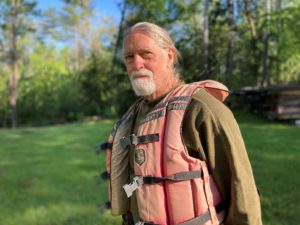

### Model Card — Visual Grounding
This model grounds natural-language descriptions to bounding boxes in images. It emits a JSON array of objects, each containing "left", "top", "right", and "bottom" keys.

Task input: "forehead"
[{"left": 123, "top": 32, "right": 161, "bottom": 53}]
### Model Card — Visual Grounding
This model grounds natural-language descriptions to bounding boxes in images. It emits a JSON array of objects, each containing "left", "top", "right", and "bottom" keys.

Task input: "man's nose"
[{"left": 132, "top": 55, "right": 144, "bottom": 70}]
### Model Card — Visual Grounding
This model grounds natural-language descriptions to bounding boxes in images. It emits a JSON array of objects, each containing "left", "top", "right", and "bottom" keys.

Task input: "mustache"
[{"left": 131, "top": 69, "right": 153, "bottom": 78}]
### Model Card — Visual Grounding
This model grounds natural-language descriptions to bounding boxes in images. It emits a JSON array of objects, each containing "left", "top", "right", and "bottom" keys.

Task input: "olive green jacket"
[{"left": 122, "top": 89, "right": 262, "bottom": 225}]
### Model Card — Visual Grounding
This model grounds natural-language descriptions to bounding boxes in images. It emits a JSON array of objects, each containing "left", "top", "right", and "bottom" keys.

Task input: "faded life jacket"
[{"left": 104, "top": 80, "right": 229, "bottom": 225}]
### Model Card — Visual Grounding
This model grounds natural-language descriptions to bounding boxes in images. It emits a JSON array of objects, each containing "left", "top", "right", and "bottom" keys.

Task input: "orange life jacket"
[{"left": 106, "top": 80, "right": 229, "bottom": 225}]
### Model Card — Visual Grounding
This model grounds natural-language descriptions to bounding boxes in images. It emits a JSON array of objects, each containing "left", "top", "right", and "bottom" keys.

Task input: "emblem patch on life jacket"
[{"left": 135, "top": 149, "right": 146, "bottom": 165}]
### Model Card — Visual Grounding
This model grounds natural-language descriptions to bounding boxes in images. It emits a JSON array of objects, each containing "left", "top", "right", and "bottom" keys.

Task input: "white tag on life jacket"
[{"left": 123, "top": 176, "right": 144, "bottom": 197}]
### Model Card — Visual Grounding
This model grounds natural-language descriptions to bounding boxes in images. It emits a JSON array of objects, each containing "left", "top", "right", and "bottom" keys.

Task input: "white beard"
[{"left": 130, "top": 69, "right": 156, "bottom": 96}]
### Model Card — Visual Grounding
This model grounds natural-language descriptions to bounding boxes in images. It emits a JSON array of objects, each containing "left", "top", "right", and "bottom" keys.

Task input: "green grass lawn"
[
  {"left": 0, "top": 120, "right": 121, "bottom": 225},
  {"left": 0, "top": 111, "right": 299, "bottom": 225},
  {"left": 235, "top": 111, "right": 300, "bottom": 225}
]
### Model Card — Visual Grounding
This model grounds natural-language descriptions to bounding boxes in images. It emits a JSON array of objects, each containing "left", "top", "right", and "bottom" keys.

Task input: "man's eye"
[
  {"left": 125, "top": 55, "right": 133, "bottom": 62},
  {"left": 142, "top": 52, "right": 152, "bottom": 59}
]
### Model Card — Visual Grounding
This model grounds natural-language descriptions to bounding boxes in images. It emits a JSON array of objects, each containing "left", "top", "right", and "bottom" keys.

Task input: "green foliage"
[
  {"left": 125, "top": 0, "right": 189, "bottom": 26},
  {"left": 1, "top": 0, "right": 300, "bottom": 126},
  {"left": 17, "top": 44, "right": 86, "bottom": 124},
  {"left": 0, "top": 74, "right": 9, "bottom": 127},
  {"left": 0, "top": 0, "right": 117, "bottom": 126},
  {"left": 79, "top": 52, "right": 115, "bottom": 117},
  {"left": 0, "top": 0, "right": 38, "bottom": 34},
  {"left": 19, "top": 75, "right": 85, "bottom": 123},
  {"left": 278, "top": 53, "right": 300, "bottom": 83},
  {"left": 118, "top": 0, "right": 300, "bottom": 93},
  {"left": 42, "top": 0, "right": 114, "bottom": 73},
  {"left": 0, "top": 0, "right": 39, "bottom": 65},
  {"left": 271, "top": 5, "right": 300, "bottom": 83}
]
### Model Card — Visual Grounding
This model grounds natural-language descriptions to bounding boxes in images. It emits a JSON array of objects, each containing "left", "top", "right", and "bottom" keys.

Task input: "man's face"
[{"left": 123, "top": 32, "right": 174, "bottom": 101}]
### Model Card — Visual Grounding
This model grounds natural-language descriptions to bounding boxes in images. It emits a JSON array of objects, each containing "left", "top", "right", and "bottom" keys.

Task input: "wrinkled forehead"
[{"left": 123, "top": 31, "right": 162, "bottom": 54}]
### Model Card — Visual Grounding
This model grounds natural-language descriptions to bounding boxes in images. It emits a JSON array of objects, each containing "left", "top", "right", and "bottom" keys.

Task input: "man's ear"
[{"left": 166, "top": 48, "right": 175, "bottom": 68}]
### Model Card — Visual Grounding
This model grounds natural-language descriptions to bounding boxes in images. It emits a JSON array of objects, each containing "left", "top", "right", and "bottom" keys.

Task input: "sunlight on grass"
[
  {"left": 5, "top": 202, "right": 121, "bottom": 225},
  {"left": 0, "top": 120, "right": 116, "bottom": 225}
]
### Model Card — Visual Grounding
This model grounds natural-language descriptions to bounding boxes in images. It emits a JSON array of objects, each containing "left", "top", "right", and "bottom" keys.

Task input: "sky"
[{"left": 36, "top": 0, "right": 121, "bottom": 22}]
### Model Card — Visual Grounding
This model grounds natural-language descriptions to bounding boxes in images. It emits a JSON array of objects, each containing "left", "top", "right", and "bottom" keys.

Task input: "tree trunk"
[
  {"left": 275, "top": 0, "right": 282, "bottom": 79},
  {"left": 261, "top": 0, "right": 271, "bottom": 87},
  {"left": 110, "top": 0, "right": 127, "bottom": 76},
  {"left": 226, "top": 0, "right": 234, "bottom": 87},
  {"left": 9, "top": 2, "right": 19, "bottom": 128},
  {"left": 9, "top": 61, "right": 18, "bottom": 128},
  {"left": 243, "top": 0, "right": 259, "bottom": 85},
  {"left": 202, "top": 0, "right": 210, "bottom": 79}
]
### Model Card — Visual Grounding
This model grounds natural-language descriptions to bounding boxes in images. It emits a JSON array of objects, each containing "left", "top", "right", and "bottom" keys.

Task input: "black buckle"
[
  {"left": 120, "top": 134, "right": 159, "bottom": 150},
  {"left": 120, "top": 134, "right": 137, "bottom": 149},
  {"left": 94, "top": 171, "right": 110, "bottom": 185},
  {"left": 98, "top": 201, "right": 111, "bottom": 212},
  {"left": 94, "top": 141, "right": 112, "bottom": 154}
]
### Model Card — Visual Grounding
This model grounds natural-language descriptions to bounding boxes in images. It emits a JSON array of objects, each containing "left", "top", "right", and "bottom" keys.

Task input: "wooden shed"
[{"left": 234, "top": 84, "right": 300, "bottom": 120}]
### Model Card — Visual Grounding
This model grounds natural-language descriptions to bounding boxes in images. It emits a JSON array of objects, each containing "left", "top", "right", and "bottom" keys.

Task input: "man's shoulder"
[
  {"left": 191, "top": 89, "right": 227, "bottom": 109},
  {"left": 186, "top": 88, "right": 233, "bottom": 122}
]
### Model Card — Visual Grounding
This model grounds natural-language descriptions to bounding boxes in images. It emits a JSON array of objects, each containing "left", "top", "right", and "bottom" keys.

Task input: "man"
[{"left": 104, "top": 22, "right": 262, "bottom": 225}]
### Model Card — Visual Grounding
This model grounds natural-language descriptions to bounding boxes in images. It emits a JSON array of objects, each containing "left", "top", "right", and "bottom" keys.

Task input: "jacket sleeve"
[{"left": 182, "top": 90, "right": 262, "bottom": 225}]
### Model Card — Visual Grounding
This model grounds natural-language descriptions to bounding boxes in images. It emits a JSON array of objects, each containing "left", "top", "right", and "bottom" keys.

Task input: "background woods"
[
  {"left": 0, "top": 0, "right": 299, "bottom": 126},
  {"left": 1, "top": 1, "right": 300, "bottom": 225}
]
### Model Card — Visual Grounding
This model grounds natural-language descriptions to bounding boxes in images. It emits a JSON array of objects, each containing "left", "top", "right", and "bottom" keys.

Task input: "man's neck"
[{"left": 145, "top": 78, "right": 182, "bottom": 102}]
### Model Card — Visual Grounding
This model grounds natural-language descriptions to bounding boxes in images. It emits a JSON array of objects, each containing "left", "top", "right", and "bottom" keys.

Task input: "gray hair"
[{"left": 123, "top": 22, "right": 182, "bottom": 79}]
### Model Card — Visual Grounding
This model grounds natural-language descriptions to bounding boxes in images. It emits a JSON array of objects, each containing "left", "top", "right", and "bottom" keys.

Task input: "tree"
[
  {"left": 274, "top": 3, "right": 300, "bottom": 83},
  {"left": 42, "top": 0, "right": 113, "bottom": 73},
  {"left": 202, "top": 0, "right": 210, "bottom": 79},
  {"left": 0, "top": 66, "right": 9, "bottom": 127},
  {"left": 241, "top": 0, "right": 260, "bottom": 85},
  {"left": 261, "top": 0, "right": 271, "bottom": 87},
  {"left": 80, "top": 51, "right": 114, "bottom": 117},
  {"left": 226, "top": 0, "right": 234, "bottom": 87},
  {"left": 0, "top": 0, "right": 38, "bottom": 128},
  {"left": 110, "top": 0, "right": 128, "bottom": 76}
]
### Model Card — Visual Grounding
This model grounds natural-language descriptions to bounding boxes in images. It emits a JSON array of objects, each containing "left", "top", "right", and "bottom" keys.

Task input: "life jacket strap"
[
  {"left": 135, "top": 221, "right": 155, "bottom": 225},
  {"left": 177, "top": 202, "right": 225, "bottom": 225},
  {"left": 134, "top": 202, "right": 225, "bottom": 225},
  {"left": 144, "top": 170, "right": 203, "bottom": 184},
  {"left": 120, "top": 133, "right": 159, "bottom": 149},
  {"left": 123, "top": 170, "right": 203, "bottom": 198}
]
